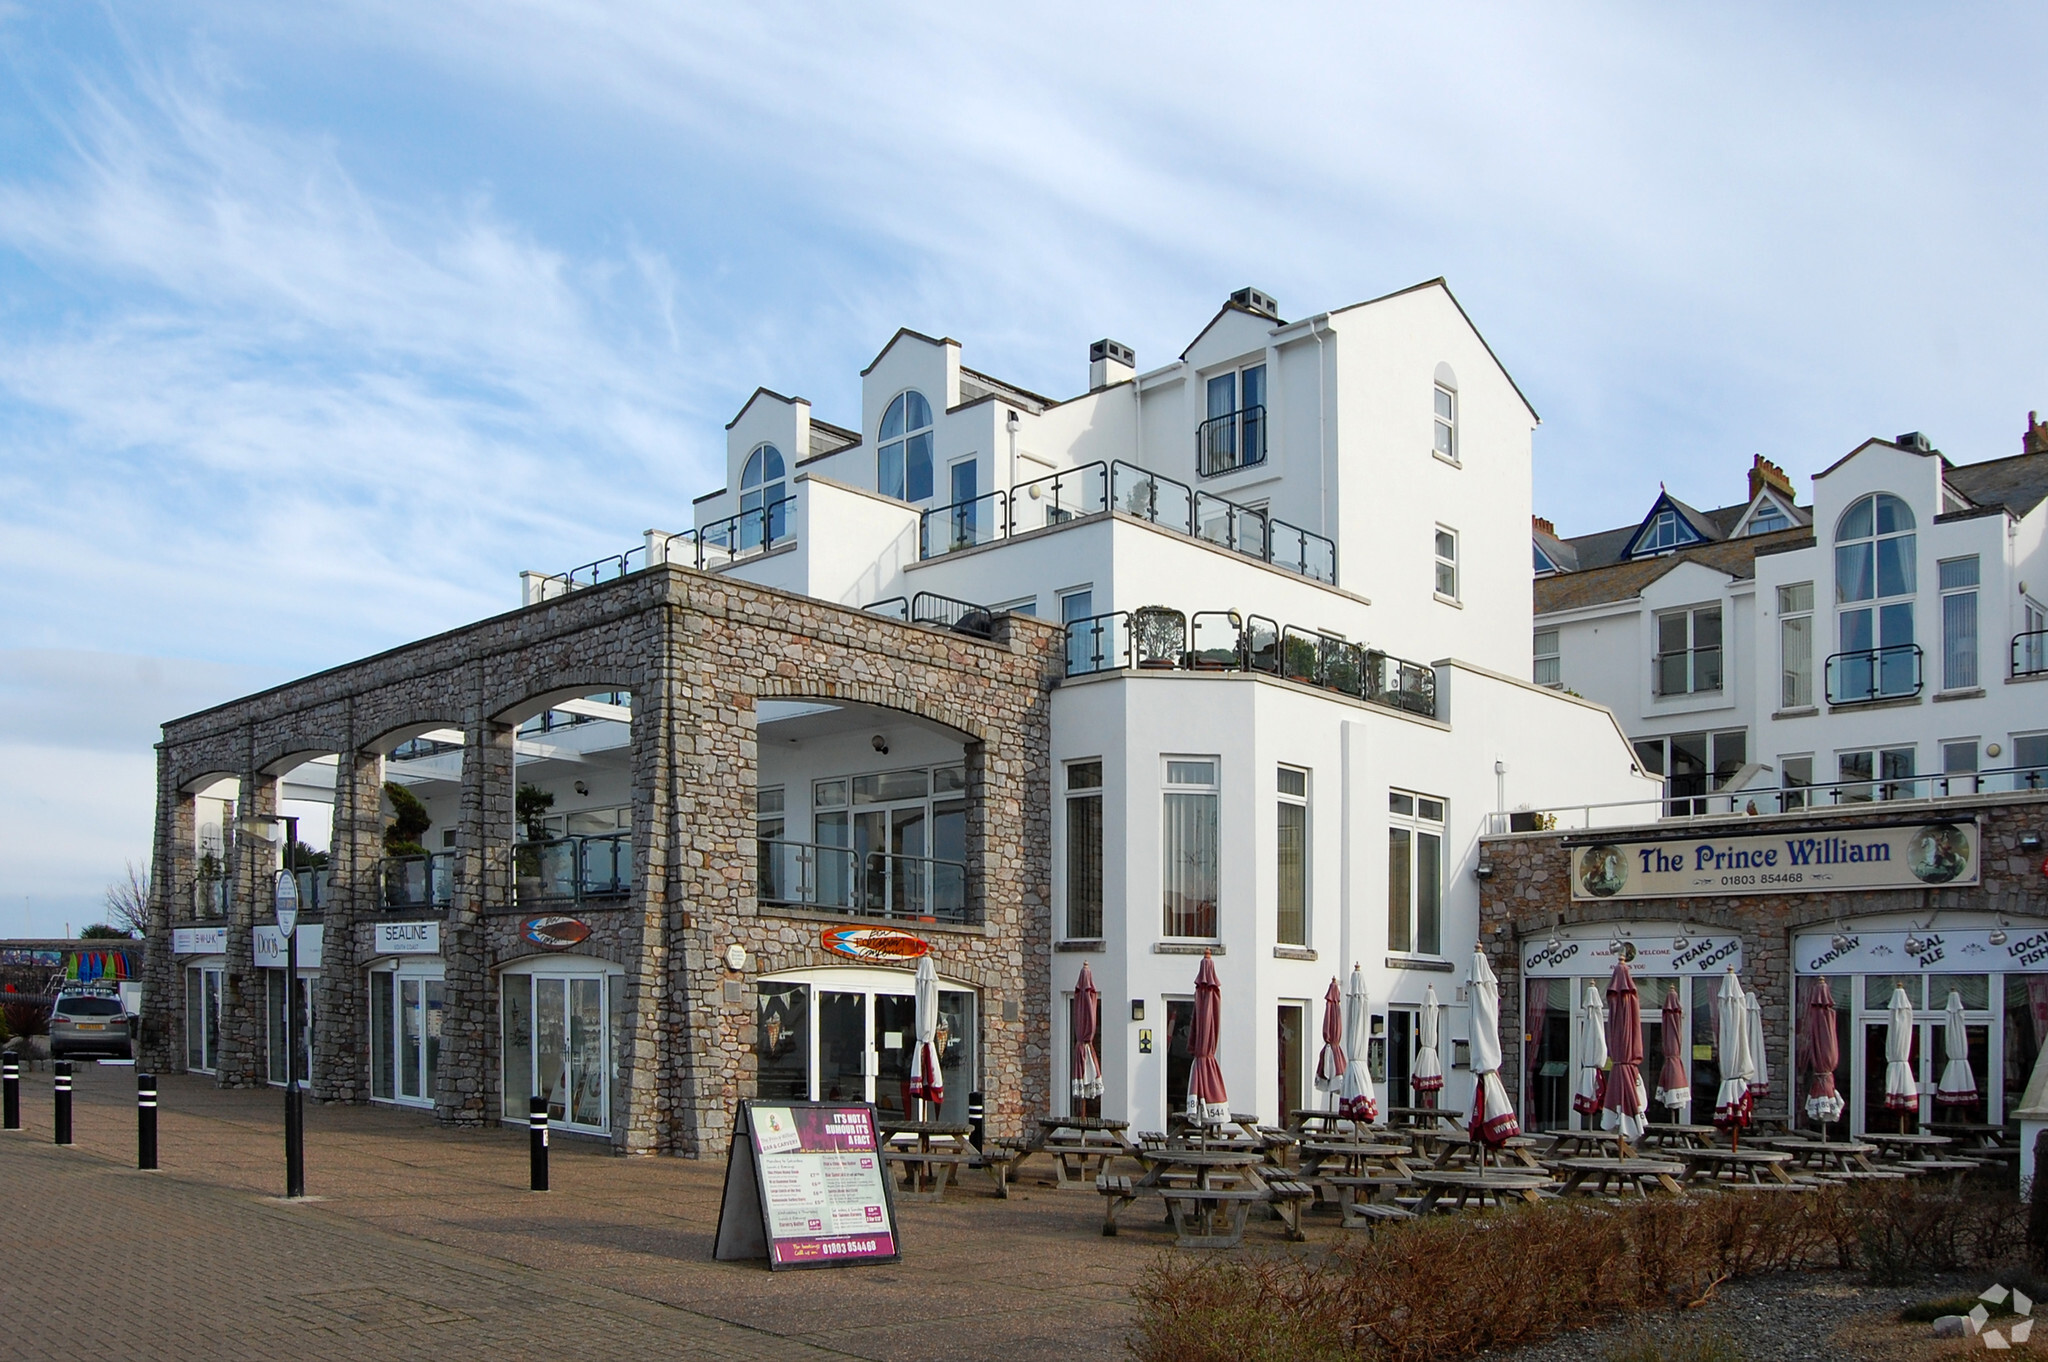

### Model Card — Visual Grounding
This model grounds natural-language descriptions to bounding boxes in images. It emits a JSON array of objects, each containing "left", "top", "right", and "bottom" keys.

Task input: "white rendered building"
[
  {"left": 499, "top": 281, "right": 1652, "bottom": 1133},
  {"left": 1531, "top": 431, "right": 2048, "bottom": 822}
]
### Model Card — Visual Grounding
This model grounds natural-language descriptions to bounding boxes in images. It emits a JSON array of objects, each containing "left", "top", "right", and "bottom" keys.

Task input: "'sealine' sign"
[
  {"left": 1572, "top": 821, "right": 1978, "bottom": 901},
  {"left": 820, "top": 927, "right": 930, "bottom": 962},
  {"left": 373, "top": 921, "right": 441, "bottom": 955},
  {"left": 1522, "top": 932, "right": 1742, "bottom": 978}
]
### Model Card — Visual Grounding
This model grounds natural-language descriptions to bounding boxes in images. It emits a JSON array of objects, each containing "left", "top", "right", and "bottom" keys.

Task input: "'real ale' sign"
[{"left": 1571, "top": 819, "right": 1979, "bottom": 901}]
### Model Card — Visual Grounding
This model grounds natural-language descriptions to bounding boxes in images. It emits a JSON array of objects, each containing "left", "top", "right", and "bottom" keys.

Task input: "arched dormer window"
[
  {"left": 879, "top": 391, "right": 934, "bottom": 502},
  {"left": 1832, "top": 492, "right": 1917, "bottom": 701},
  {"left": 740, "top": 443, "right": 786, "bottom": 548}
]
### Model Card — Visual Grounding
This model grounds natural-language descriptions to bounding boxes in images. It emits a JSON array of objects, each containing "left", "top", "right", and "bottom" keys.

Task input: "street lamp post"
[{"left": 242, "top": 812, "right": 305, "bottom": 1198}]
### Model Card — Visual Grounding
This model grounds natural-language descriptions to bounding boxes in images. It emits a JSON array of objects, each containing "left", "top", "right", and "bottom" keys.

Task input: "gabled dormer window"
[
  {"left": 1534, "top": 541, "right": 1561, "bottom": 575},
  {"left": 1746, "top": 498, "right": 1791, "bottom": 536},
  {"left": 1633, "top": 508, "right": 1695, "bottom": 556}
]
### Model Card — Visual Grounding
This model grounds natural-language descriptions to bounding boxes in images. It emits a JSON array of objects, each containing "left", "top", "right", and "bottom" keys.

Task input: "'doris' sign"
[{"left": 1571, "top": 820, "right": 1978, "bottom": 901}]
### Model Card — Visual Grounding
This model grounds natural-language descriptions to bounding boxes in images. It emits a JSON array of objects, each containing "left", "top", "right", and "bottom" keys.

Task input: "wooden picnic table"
[
  {"left": 1864, "top": 1132, "right": 1956, "bottom": 1160},
  {"left": 876, "top": 1119, "right": 972, "bottom": 1200},
  {"left": 1556, "top": 1156, "right": 1688, "bottom": 1197},
  {"left": 978, "top": 1114, "right": 1136, "bottom": 1196},
  {"left": 1673, "top": 1147, "right": 1795, "bottom": 1185},
  {"left": 1424, "top": 1131, "right": 1545, "bottom": 1171},
  {"left": 1297, "top": 1138, "right": 1416, "bottom": 1182},
  {"left": 1753, "top": 1138, "right": 1899, "bottom": 1181},
  {"left": 1642, "top": 1123, "right": 1720, "bottom": 1149},
  {"left": 1409, "top": 1169, "right": 1550, "bottom": 1212},
  {"left": 1099, "top": 1146, "right": 1313, "bottom": 1248},
  {"left": 1930, "top": 1122, "right": 2014, "bottom": 1150},
  {"left": 1382, "top": 1105, "right": 1464, "bottom": 1127},
  {"left": 1290, "top": 1108, "right": 1385, "bottom": 1135},
  {"left": 1545, "top": 1129, "right": 1629, "bottom": 1159}
]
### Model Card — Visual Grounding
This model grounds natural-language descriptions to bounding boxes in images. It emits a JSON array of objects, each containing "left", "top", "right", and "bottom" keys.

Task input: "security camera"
[{"left": 871, "top": 735, "right": 889, "bottom": 754}]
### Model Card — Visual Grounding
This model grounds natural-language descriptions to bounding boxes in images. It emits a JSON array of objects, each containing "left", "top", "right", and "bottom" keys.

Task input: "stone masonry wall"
[
  {"left": 143, "top": 564, "right": 1064, "bottom": 1156},
  {"left": 1477, "top": 794, "right": 2048, "bottom": 1118}
]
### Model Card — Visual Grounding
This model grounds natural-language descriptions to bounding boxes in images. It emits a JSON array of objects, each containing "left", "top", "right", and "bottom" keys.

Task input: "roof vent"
[
  {"left": 1088, "top": 338, "right": 1135, "bottom": 391},
  {"left": 1895, "top": 431, "right": 1933, "bottom": 453},
  {"left": 1229, "top": 287, "right": 1280, "bottom": 319}
]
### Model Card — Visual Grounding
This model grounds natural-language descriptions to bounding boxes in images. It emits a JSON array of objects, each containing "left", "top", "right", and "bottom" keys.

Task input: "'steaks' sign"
[{"left": 1572, "top": 820, "right": 1978, "bottom": 901}]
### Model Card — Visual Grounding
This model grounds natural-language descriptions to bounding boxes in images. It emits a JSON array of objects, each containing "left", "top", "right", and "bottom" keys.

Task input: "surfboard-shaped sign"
[
  {"left": 820, "top": 927, "right": 930, "bottom": 963},
  {"left": 523, "top": 915, "right": 593, "bottom": 950}
]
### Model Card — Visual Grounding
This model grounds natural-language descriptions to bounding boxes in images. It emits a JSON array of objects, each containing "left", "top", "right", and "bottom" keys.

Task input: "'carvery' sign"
[{"left": 1570, "top": 820, "right": 1978, "bottom": 901}]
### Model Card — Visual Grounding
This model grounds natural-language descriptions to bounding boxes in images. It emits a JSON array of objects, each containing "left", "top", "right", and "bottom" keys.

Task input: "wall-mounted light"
[
  {"left": 1991, "top": 918, "right": 2010, "bottom": 947},
  {"left": 2021, "top": 832, "right": 2044, "bottom": 852},
  {"left": 574, "top": 780, "right": 590, "bottom": 796},
  {"left": 1831, "top": 919, "right": 1852, "bottom": 953},
  {"left": 1670, "top": 933, "right": 1690, "bottom": 952},
  {"left": 871, "top": 734, "right": 890, "bottom": 755},
  {"left": 1130, "top": 999, "right": 1145, "bottom": 1022},
  {"left": 1474, "top": 862, "right": 1495, "bottom": 881}
]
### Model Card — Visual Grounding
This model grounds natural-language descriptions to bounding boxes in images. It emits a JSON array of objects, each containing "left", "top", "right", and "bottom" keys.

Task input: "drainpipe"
[{"left": 1308, "top": 316, "right": 1330, "bottom": 539}]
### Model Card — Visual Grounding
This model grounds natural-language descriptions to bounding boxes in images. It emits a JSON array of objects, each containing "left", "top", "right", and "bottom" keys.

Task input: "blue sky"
[{"left": 3, "top": 3, "right": 2046, "bottom": 935}]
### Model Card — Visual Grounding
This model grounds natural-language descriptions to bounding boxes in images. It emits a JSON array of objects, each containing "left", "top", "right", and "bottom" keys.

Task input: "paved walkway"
[{"left": 0, "top": 1064, "right": 1152, "bottom": 1360}]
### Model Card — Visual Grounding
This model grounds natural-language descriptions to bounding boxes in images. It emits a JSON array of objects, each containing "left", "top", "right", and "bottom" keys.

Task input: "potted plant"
[{"left": 1129, "top": 606, "right": 1186, "bottom": 669}]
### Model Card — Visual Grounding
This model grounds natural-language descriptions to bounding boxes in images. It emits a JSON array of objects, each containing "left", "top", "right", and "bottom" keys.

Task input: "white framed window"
[
  {"left": 1433, "top": 384, "right": 1457, "bottom": 463},
  {"left": 1387, "top": 790, "right": 1444, "bottom": 956},
  {"left": 2013, "top": 732, "right": 2048, "bottom": 786},
  {"left": 1778, "top": 583, "right": 1814, "bottom": 708},
  {"left": 1634, "top": 730, "right": 1746, "bottom": 814},
  {"left": 1655, "top": 606, "right": 1723, "bottom": 696},
  {"left": 878, "top": 390, "right": 934, "bottom": 503},
  {"left": 1748, "top": 497, "right": 1791, "bottom": 535},
  {"left": 1779, "top": 754, "right": 1813, "bottom": 810},
  {"left": 1942, "top": 739, "right": 1980, "bottom": 794},
  {"left": 1939, "top": 556, "right": 1979, "bottom": 690},
  {"left": 2021, "top": 600, "right": 2047, "bottom": 676},
  {"left": 1633, "top": 508, "right": 1694, "bottom": 556},
  {"left": 1060, "top": 587, "right": 1098, "bottom": 675},
  {"left": 1833, "top": 492, "right": 1917, "bottom": 701},
  {"left": 1162, "top": 758, "right": 1219, "bottom": 939},
  {"left": 1276, "top": 767, "right": 1308, "bottom": 947},
  {"left": 1200, "top": 363, "right": 1267, "bottom": 476},
  {"left": 1065, "top": 761, "right": 1103, "bottom": 940},
  {"left": 1533, "top": 629, "right": 1561, "bottom": 688},
  {"left": 739, "top": 443, "right": 787, "bottom": 548},
  {"left": 1838, "top": 746, "right": 1916, "bottom": 802},
  {"left": 1433, "top": 527, "right": 1459, "bottom": 601}
]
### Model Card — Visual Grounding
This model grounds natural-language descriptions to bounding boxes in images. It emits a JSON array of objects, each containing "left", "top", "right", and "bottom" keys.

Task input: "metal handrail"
[
  {"left": 863, "top": 596, "right": 910, "bottom": 620},
  {"left": 910, "top": 591, "right": 1001, "bottom": 638},
  {"left": 2014, "top": 629, "right": 2048, "bottom": 679},
  {"left": 1061, "top": 606, "right": 1437, "bottom": 718},
  {"left": 1268, "top": 520, "right": 1337, "bottom": 585},
  {"left": 1110, "top": 460, "right": 1194, "bottom": 534},
  {"left": 918, "top": 489, "right": 1010, "bottom": 559},
  {"left": 757, "top": 837, "right": 973, "bottom": 924},
  {"left": 1653, "top": 645, "right": 1724, "bottom": 696},
  {"left": 514, "top": 832, "right": 632, "bottom": 906},
  {"left": 1824, "top": 643, "right": 1924, "bottom": 705},
  {"left": 694, "top": 496, "right": 796, "bottom": 569},
  {"left": 1196, "top": 404, "right": 1267, "bottom": 477},
  {"left": 380, "top": 852, "right": 455, "bottom": 910},
  {"left": 561, "top": 546, "right": 646, "bottom": 589},
  {"left": 1009, "top": 461, "right": 1107, "bottom": 532},
  {"left": 1194, "top": 491, "right": 1268, "bottom": 560},
  {"left": 1483, "top": 763, "right": 2048, "bottom": 836}
]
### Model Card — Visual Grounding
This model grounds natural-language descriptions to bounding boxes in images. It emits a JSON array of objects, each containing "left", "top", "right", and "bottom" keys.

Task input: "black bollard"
[
  {"left": 53, "top": 1061, "right": 72, "bottom": 1146},
  {"left": 968, "top": 1089, "right": 986, "bottom": 1151},
  {"left": 2, "top": 1053, "right": 18, "bottom": 1130},
  {"left": 529, "top": 1096, "right": 550, "bottom": 1191},
  {"left": 137, "top": 1072, "right": 158, "bottom": 1170}
]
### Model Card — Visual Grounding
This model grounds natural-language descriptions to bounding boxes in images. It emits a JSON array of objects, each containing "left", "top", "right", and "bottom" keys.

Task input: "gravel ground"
[{"left": 1490, "top": 1270, "right": 2003, "bottom": 1361}]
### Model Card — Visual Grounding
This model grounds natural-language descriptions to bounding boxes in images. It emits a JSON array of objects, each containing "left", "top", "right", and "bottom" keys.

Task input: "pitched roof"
[
  {"left": 1946, "top": 447, "right": 2048, "bottom": 519},
  {"left": 1534, "top": 526, "right": 1809, "bottom": 614}
]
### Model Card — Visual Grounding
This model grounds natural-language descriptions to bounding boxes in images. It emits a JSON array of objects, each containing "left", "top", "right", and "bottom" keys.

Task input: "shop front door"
[
  {"left": 371, "top": 968, "right": 444, "bottom": 1106},
  {"left": 764, "top": 974, "right": 977, "bottom": 1124}
]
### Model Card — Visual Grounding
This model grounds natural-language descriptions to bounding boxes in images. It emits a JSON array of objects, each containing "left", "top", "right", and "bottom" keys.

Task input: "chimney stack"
[
  {"left": 1089, "top": 339, "right": 1135, "bottom": 391},
  {"left": 2026, "top": 411, "right": 2048, "bottom": 455},
  {"left": 1532, "top": 515, "right": 1556, "bottom": 537},
  {"left": 1229, "top": 287, "right": 1280, "bottom": 320},
  {"left": 1747, "top": 454, "right": 1794, "bottom": 503}
]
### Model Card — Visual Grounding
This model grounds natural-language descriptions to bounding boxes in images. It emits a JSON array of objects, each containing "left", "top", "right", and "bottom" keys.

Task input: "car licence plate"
[{"left": 77, "top": 1023, "right": 106, "bottom": 1030}]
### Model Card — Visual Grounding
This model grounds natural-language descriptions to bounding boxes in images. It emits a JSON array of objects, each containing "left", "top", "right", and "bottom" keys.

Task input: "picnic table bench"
[
  {"left": 1544, "top": 1129, "right": 1628, "bottom": 1159},
  {"left": 1424, "top": 1131, "right": 1545, "bottom": 1171},
  {"left": 1555, "top": 1157, "right": 1687, "bottom": 1198},
  {"left": 877, "top": 1119, "right": 972, "bottom": 1201},
  {"left": 1642, "top": 1123, "right": 1720, "bottom": 1149},
  {"left": 1673, "top": 1146, "right": 1795, "bottom": 1186},
  {"left": 1099, "top": 1146, "right": 1281, "bottom": 1248},
  {"left": 1409, "top": 1169, "right": 1550, "bottom": 1212}
]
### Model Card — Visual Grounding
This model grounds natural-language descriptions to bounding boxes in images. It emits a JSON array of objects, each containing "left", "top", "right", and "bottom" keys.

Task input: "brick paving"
[{"left": 0, "top": 1065, "right": 1182, "bottom": 1360}]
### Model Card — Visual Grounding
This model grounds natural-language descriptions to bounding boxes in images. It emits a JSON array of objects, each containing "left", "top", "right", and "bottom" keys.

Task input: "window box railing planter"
[
  {"left": 381, "top": 852, "right": 455, "bottom": 910},
  {"left": 757, "top": 838, "right": 973, "bottom": 925},
  {"left": 1824, "top": 643, "right": 1924, "bottom": 705},
  {"left": 2014, "top": 629, "right": 2048, "bottom": 679},
  {"left": 513, "top": 833, "right": 632, "bottom": 908}
]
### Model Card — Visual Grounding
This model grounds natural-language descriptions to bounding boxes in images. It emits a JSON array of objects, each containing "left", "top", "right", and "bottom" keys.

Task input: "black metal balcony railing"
[
  {"left": 1653, "top": 646, "right": 1723, "bottom": 697},
  {"left": 689, "top": 496, "right": 796, "bottom": 569},
  {"left": 514, "top": 832, "right": 632, "bottom": 907},
  {"left": 1824, "top": 643, "right": 1924, "bottom": 705},
  {"left": 1009, "top": 462, "right": 1108, "bottom": 533},
  {"left": 1196, "top": 404, "right": 1267, "bottom": 477},
  {"left": 2014, "top": 629, "right": 2048, "bottom": 679},
  {"left": 863, "top": 592, "right": 1002, "bottom": 639},
  {"left": 1063, "top": 606, "right": 1438, "bottom": 719},
  {"left": 291, "top": 867, "right": 329, "bottom": 913},
  {"left": 758, "top": 838, "right": 972, "bottom": 924},
  {"left": 381, "top": 852, "right": 456, "bottom": 910},
  {"left": 918, "top": 489, "right": 1009, "bottom": 558}
]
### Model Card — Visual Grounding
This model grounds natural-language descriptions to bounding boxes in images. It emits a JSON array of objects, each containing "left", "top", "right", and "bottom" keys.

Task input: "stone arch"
[
  {"left": 751, "top": 675, "right": 991, "bottom": 749},
  {"left": 177, "top": 767, "right": 242, "bottom": 795},
  {"left": 487, "top": 678, "right": 641, "bottom": 729},
  {"left": 361, "top": 719, "right": 468, "bottom": 757},
  {"left": 259, "top": 743, "right": 345, "bottom": 776}
]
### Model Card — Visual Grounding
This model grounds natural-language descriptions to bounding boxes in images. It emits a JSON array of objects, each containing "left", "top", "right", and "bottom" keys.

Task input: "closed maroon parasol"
[
  {"left": 1803, "top": 978, "right": 1844, "bottom": 1128},
  {"left": 1600, "top": 959, "right": 1647, "bottom": 1148},
  {"left": 1072, "top": 963, "right": 1103, "bottom": 1107},
  {"left": 1656, "top": 986, "right": 1690, "bottom": 1121},
  {"left": 1187, "top": 953, "right": 1229, "bottom": 1125},
  {"left": 1313, "top": 978, "right": 1346, "bottom": 1108}
]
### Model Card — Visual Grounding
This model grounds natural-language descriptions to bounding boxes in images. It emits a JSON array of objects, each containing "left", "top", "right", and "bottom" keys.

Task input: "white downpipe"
[{"left": 1308, "top": 316, "right": 1330, "bottom": 539}]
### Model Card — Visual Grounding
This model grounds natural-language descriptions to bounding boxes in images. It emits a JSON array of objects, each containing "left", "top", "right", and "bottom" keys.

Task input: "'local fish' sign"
[
  {"left": 522, "top": 915, "right": 593, "bottom": 950},
  {"left": 820, "top": 927, "right": 930, "bottom": 963},
  {"left": 1571, "top": 820, "right": 1978, "bottom": 901}
]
